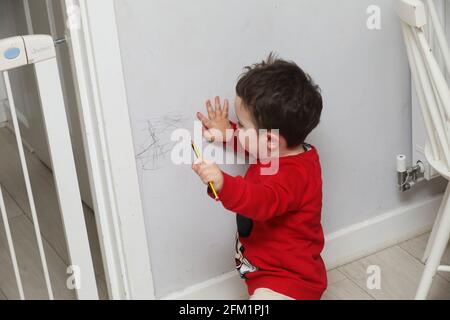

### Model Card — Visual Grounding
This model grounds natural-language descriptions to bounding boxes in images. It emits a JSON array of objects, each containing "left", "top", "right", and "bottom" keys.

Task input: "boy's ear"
[{"left": 267, "top": 130, "right": 281, "bottom": 152}]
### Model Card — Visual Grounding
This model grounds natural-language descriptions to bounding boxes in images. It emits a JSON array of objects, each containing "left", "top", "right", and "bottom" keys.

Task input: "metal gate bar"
[
  {"left": 0, "top": 185, "right": 25, "bottom": 300},
  {"left": 3, "top": 71, "right": 54, "bottom": 299}
]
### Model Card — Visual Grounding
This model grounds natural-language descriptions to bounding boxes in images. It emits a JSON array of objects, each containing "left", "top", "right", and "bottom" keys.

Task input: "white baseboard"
[
  {"left": 162, "top": 271, "right": 248, "bottom": 300},
  {"left": 160, "top": 195, "right": 443, "bottom": 300},
  {"left": 323, "top": 194, "right": 441, "bottom": 269}
]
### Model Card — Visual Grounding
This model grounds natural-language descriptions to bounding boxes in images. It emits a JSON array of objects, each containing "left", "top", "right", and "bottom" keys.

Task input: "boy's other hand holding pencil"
[{"left": 192, "top": 158, "right": 224, "bottom": 193}]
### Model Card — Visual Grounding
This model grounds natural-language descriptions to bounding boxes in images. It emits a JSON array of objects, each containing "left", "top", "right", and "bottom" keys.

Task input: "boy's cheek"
[{"left": 238, "top": 129, "right": 259, "bottom": 157}]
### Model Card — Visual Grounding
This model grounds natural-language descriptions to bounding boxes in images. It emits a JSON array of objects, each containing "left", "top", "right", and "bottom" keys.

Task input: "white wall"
[
  {"left": 0, "top": 0, "right": 45, "bottom": 129},
  {"left": 114, "top": 0, "right": 447, "bottom": 298},
  {"left": 0, "top": 0, "right": 12, "bottom": 124}
]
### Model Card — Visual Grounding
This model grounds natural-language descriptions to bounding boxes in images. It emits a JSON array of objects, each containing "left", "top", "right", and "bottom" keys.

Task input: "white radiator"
[{"left": 412, "top": 0, "right": 450, "bottom": 179}]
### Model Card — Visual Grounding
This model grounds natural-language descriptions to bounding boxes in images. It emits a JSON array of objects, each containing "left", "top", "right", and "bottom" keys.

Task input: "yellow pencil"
[{"left": 191, "top": 141, "right": 220, "bottom": 201}]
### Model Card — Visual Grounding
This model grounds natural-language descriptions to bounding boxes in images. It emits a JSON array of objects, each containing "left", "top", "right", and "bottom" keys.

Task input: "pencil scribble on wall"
[{"left": 136, "top": 112, "right": 187, "bottom": 171}]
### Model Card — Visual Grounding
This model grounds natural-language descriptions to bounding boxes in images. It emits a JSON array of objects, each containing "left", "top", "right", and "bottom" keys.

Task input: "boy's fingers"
[
  {"left": 206, "top": 100, "right": 216, "bottom": 120},
  {"left": 215, "top": 97, "right": 221, "bottom": 114},
  {"left": 197, "top": 112, "right": 207, "bottom": 122},
  {"left": 195, "top": 163, "right": 214, "bottom": 174},
  {"left": 216, "top": 98, "right": 223, "bottom": 116},
  {"left": 192, "top": 163, "right": 200, "bottom": 172},
  {"left": 201, "top": 165, "right": 216, "bottom": 176},
  {"left": 223, "top": 99, "right": 229, "bottom": 118},
  {"left": 202, "top": 159, "right": 213, "bottom": 165},
  {"left": 193, "top": 158, "right": 203, "bottom": 166},
  {"left": 196, "top": 112, "right": 206, "bottom": 121},
  {"left": 200, "top": 172, "right": 212, "bottom": 184},
  {"left": 197, "top": 112, "right": 212, "bottom": 128}
]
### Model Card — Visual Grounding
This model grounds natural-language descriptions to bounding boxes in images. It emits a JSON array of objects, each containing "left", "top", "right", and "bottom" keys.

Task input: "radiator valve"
[{"left": 397, "top": 155, "right": 425, "bottom": 192}]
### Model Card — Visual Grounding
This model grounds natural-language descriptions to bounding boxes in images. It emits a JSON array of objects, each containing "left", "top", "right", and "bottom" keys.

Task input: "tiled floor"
[
  {"left": 322, "top": 235, "right": 450, "bottom": 300},
  {"left": 0, "top": 127, "right": 107, "bottom": 300}
]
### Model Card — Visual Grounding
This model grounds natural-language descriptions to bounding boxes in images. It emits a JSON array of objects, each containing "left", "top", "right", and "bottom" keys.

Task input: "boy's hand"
[
  {"left": 197, "top": 97, "right": 233, "bottom": 143},
  {"left": 192, "top": 158, "right": 224, "bottom": 192}
]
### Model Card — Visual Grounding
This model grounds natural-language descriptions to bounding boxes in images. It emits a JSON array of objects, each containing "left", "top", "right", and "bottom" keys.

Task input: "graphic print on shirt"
[
  {"left": 237, "top": 215, "right": 253, "bottom": 238},
  {"left": 235, "top": 234, "right": 259, "bottom": 279}
]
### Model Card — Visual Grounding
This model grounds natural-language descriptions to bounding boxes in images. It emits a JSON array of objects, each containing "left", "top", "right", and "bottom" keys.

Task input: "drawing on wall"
[{"left": 135, "top": 112, "right": 187, "bottom": 171}]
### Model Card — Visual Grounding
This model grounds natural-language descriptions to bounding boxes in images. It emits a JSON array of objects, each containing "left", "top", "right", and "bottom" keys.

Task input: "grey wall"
[
  {"left": 114, "top": 0, "right": 446, "bottom": 298},
  {"left": 0, "top": 0, "right": 51, "bottom": 162},
  {"left": 0, "top": 0, "right": 34, "bottom": 125}
]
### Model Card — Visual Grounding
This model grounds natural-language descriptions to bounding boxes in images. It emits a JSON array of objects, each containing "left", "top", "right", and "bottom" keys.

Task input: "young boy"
[{"left": 192, "top": 54, "right": 326, "bottom": 300}]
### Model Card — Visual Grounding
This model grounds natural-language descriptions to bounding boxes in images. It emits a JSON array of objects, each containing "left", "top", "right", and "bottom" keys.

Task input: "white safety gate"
[{"left": 0, "top": 35, "right": 98, "bottom": 299}]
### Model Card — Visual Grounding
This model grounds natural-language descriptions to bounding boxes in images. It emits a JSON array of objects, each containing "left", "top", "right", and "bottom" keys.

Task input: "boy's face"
[
  {"left": 235, "top": 96, "right": 280, "bottom": 159},
  {"left": 235, "top": 96, "right": 259, "bottom": 157},
  {"left": 235, "top": 96, "right": 255, "bottom": 131}
]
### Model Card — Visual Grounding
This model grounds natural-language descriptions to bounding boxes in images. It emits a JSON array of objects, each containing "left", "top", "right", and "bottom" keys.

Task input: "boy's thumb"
[{"left": 202, "top": 127, "right": 215, "bottom": 143}]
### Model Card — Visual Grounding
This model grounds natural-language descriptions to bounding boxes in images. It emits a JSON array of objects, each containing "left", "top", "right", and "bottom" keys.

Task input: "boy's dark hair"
[{"left": 236, "top": 53, "right": 323, "bottom": 148}]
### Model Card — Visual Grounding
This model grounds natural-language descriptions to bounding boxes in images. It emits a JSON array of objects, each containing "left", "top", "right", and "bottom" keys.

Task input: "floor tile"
[
  {"left": 339, "top": 246, "right": 450, "bottom": 300},
  {"left": 322, "top": 278, "right": 373, "bottom": 300},
  {"left": 0, "top": 215, "right": 76, "bottom": 300},
  {"left": 400, "top": 233, "right": 450, "bottom": 282},
  {"left": 0, "top": 128, "right": 70, "bottom": 263},
  {"left": 0, "top": 187, "right": 23, "bottom": 220},
  {"left": 327, "top": 269, "right": 347, "bottom": 285}
]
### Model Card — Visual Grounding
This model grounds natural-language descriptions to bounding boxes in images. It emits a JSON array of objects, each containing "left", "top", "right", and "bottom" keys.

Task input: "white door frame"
[{"left": 62, "top": 0, "right": 155, "bottom": 299}]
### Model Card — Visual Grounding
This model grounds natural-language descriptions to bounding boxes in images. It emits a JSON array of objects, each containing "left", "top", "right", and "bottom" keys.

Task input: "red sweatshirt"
[{"left": 210, "top": 135, "right": 327, "bottom": 300}]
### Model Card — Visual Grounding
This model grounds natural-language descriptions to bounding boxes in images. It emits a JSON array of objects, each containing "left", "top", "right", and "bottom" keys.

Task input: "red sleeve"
[
  {"left": 213, "top": 169, "right": 306, "bottom": 222},
  {"left": 229, "top": 121, "right": 238, "bottom": 131}
]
